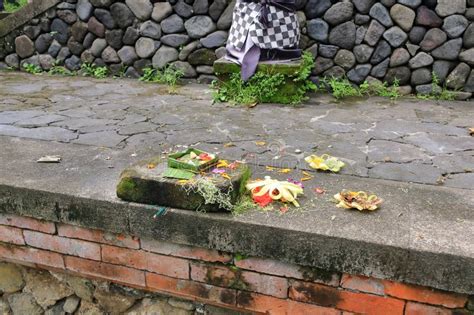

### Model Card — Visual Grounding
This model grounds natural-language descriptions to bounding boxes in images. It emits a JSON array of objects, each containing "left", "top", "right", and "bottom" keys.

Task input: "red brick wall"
[{"left": 0, "top": 214, "right": 470, "bottom": 315}]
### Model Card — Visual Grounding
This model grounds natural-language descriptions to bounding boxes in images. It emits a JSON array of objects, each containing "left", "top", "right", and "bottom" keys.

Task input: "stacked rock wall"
[{"left": 1, "top": 0, "right": 474, "bottom": 93}]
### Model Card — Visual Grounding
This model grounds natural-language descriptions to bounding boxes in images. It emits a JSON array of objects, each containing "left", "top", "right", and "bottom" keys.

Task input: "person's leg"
[{"left": 0, "top": 0, "right": 4, "bottom": 12}]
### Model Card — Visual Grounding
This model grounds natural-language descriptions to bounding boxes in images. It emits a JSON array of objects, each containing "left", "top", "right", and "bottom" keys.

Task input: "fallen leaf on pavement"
[{"left": 255, "top": 141, "right": 266, "bottom": 146}]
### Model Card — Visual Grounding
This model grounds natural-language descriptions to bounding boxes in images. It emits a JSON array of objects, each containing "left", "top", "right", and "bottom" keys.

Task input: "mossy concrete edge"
[{"left": 0, "top": 0, "right": 60, "bottom": 38}]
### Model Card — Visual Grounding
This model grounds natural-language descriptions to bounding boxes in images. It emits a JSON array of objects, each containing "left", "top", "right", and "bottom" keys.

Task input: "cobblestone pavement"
[{"left": 0, "top": 72, "right": 473, "bottom": 189}]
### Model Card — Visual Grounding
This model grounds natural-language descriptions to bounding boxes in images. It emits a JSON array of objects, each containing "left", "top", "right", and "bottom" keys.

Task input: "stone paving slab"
[
  {"left": 0, "top": 136, "right": 472, "bottom": 294},
  {"left": 0, "top": 72, "right": 472, "bottom": 189}
]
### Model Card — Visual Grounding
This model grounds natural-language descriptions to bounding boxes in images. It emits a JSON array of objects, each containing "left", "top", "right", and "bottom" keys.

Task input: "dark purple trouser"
[{"left": 0, "top": 0, "right": 4, "bottom": 11}]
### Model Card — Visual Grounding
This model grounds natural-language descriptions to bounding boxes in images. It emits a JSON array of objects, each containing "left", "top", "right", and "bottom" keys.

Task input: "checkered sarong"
[{"left": 228, "top": 0, "right": 300, "bottom": 50}]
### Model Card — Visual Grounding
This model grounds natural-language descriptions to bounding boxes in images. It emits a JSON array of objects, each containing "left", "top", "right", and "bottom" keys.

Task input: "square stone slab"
[{"left": 116, "top": 157, "right": 251, "bottom": 212}]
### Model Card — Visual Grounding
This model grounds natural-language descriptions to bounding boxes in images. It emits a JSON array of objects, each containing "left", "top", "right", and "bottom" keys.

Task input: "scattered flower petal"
[
  {"left": 147, "top": 163, "right": 156, "bottom": 169},
  {"left": 314, "top": 187, "right": 326, "bottom": 194},
  {"left": 255, "top": 141, "right": 266, "bottom": 146},
  {"left": 305, "top": 154, "right": 345, "bottom": 172}
]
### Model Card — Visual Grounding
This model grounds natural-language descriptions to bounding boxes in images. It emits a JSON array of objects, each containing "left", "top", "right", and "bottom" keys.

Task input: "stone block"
[{"left": 116, "top": 157, "right": 251, "bottom": 212}]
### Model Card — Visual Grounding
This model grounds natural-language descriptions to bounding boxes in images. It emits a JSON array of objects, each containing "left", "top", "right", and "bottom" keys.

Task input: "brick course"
[{"left": 0, "top": 213, "right": 470, "bottom": 315}]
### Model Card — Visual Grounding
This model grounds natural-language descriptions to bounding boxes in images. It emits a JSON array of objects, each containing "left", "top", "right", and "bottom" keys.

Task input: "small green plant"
[
  {"left": 4, "top": 0, "right": 28, "bottom": 12},
  {"left": 48, "top": 65, "right": 74, "bottom": 76},
  {"left": 359, "top": 79, "right": 400, "bottom": 100},
  {"left": 212, "top": 52, "right": 316, "bottom": 105},
  {"left": 139, "top": 65, "right": 184, "bottom": 92},
  {"left": 23, "top": 63, "right": 43, "bottom": 75},
  {"left": 417, "top": 72, "right": 455, "bottom": 101},
  {"left": 81, "top": 63, "right": 108, "bottom": 79},
  {"left": 325, "top": 77, "right": 360, "bottom": 99}
]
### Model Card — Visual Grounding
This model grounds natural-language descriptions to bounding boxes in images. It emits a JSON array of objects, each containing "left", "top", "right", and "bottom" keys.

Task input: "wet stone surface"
[{"left": 0, "top": 71, "right": 473, "bottom": 189}]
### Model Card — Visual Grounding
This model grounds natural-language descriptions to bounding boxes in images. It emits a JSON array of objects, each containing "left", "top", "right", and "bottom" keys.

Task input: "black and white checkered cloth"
[{"left": 228, "top": 0, "right": 300, "bottom": 50}]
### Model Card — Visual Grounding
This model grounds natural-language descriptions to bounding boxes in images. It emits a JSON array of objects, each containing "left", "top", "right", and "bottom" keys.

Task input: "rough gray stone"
[
  {"left": 57, "top": 47, "right": 71, "bottom": 63},
  {"left": 123, "top": 27, "right": 140, "bottom": 45},
  {"left": 355, "top": 26, "right": 367, "bottom": 45},
  {"left": 81, "top": 50, "right": 95, "bottom": 64},
  {"left": 111, "top": 2, "right": 135, "bottom": 28},
  {"left": 364, "top": 20, "right": 385, "bottom": 46},
  {"left": 319, "top": 44, "right": 339, "bottom": 58},
  {"left": 174, "top": 0, "right": 194, "bottom": 18},
  {"left": 196, "top": 65, "right": 214, "bottom": 74},
  {"left": 65, "top": 55, "right": 82, "bottom": 71},
  {"left": 460, "top": 48, "right": 474, "bottom": 65},
  {"left": 83, "top": 33, "right": 96, "bottom": 49},
  {"left": 463, "top": 70, "right": 474, "bottom": 92},
  {"left": 353, "top": 44, "right": 374, "bottom": 63},
  {"left": 185, "top": 16, "right": 216, "bottom": 39},
  {"left": 446, "top": 62, "right": 471, "bottom": 89},
  {"left": 71, "top": 21, "right": 89, "bottom": 43},
  {"left": 57, "top": 10, "right": 78, "bottom": 24},
  {"left": 94, "top": 287, "right": 137, "bottom": 314},
  {"left": 160, "top": 34, "right": 190, "bottom": 47},
  {"left": 209, "top": 0, "right": 227, "bottom": 20},
  {"left": 442, "top": 15, "right": 468, "bottom": 38},
  {"left": 15, "top": 35, "right": 35, "bottom": 58},
  {"left": 313, "top": 56, "right": 334, "bottom": 74},
  {"left": 370, "top": 3, "right": 393, "bottom": 27},
  {"left": 161, "top": 14, "right": 185, "bottom": 34},
  {"left": 90, "top": 0, "right": 112, "bottom": 7},
  {"left": 93, "top": 9, "right": 114, "bottom": 30},
  {"left": 370, "top": 40, "right": 392, "bottom": 64},
  {"left": 152, "top": 46, "right": 179, "bottom": 68},
  {"left": 384, "top": 66, "right": 411, "bottom": 84},
  {"left": 172, "top": 61, "right": 197, "bottom": 78},
  {"left": 77, "top": 0, "right": 93, "bottom": 21},
  {"left": 217, "top": 0, "right": 235, "bottom": 30},
  {"left": 307, "top": 18, "right": 329, "bottom": 42},
  {"left": 398, "top": 0, "right": 421, "bottom": 8},
  {"left": 24, "top": 25, "right": 42, "bottom": 40},
  {"left": 140, "top": 21, "right": 161, "bottom": 39},
  {"left": 178, "top": 41, "right": 200, "bottom": 60},
  {"left": 135, "top": 37, "right": 159, "bottom": 59},
  {"left": 67, "top": 37, "right": 85, "bottom": 56},
  {"left": 101, "top": 46, "right": 120, "bottom": 63},
  {"left": 432, "top": 60, "right": 455, "bottom": 83},
  {"left": 88, "top": 16, "right": 105, "bottom": 38},
  {"left": 51, "top": 18, "right": 70, "bottom": 44},
  {"left": 328, "top": 21, "right": 356, "bottom": 49},
  {"left": 126, "top": 0, "right": 153, "bottom": 20},
  {"left": 7, "top": 293, "right": 43, "bottom": 315},
  {"left": 353, "top": 0, "right": 376, "bottom": 14},
  {"left": 5, "top": 54, "right": 20, "bottom": 69},
  {"left": 406, "top": 43, "right": 420, "bottom": 56},
  {"left": 370, "top": 58, "right": 389, "bottom": 78},
  {"left": 409, "top": 52, "right": 434, "bottom": 68},
  {"left": 324, "top": 2, "right": 353, "bottom": 25},
  {"left": 347, "top": 64, "right": 372, "bottom": 83},
  {"left": 323, "top": 65, "right": 345, "bottom": 78},
  {"left": 118, "top": 46, "right": 138, "bottom": 65},
  {"left": 416, "top": 5, "right": 442, "bottom": 27},
  {"left": 354, "top": 14, "right": 370, "bottom": 25},
  {"left": 411, "top": 67, "right": 432, "bottom": 85},
  {"left": 390, "top": 47, "right": 410, "bottom": 66},
  {"left": 334, "top": 49, "right": 356, "bottom": 69},
  {"left": 463, "top": 23, "right": 474, "bottom": 48},
  {"left": 390, "top": 4, "right": 415, "bottom": 31},
  {"left": 39, "top": 54, "right": 55, "bottom": 71},
  {"left": 193, "top": 0, "right": 209, "bottom": 15},
  {"left": 431, "top": 38, "right": 463, "bottom": 60},
  {"left": 187, "top": 48, "right": 216, "bottom": 65},
  {"left": 420, "top": 28, "right": 447, "bottom": 51},
  {"left": 305, "top": 0, "right": 331, "bottom": 18},
  {"left": 435, "top": 0, "right": 466, "bottom": 17},
  {"left": 383, "top": 26, "right": 408, "bottom": 47},
  {"left": 200, "top": 31, "right": 228, "bottom": 48},
  {"left": 91, "top": 38, "right": 107, "bottom": 57},
  {"left": 416, "top": 83, "right": 442, "bottom": 95},
  {"left": 152, "top": 2, "right": 173, "bottom": 22},
  {"left": 409, "top": 26, "right": 426, "bottom": 44}
]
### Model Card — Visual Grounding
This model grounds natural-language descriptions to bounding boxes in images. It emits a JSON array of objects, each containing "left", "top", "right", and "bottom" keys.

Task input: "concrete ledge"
[
  {"left": 0, "top": 13, "right": 11, "bottom": 20},
  {"left": 0, "top": 136, "right": 473, "bottom": 295},
  {"left": 0, "top": 0, "right": 60, "bottom": 38}
]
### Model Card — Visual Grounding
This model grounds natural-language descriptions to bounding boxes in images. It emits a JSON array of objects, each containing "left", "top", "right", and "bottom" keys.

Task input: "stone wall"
[
  {"left": 0, "top": 213, "right": 472, "bottom": 314},
  {"left": 1, "top": 0, "right": 474, "bottom": 93}
]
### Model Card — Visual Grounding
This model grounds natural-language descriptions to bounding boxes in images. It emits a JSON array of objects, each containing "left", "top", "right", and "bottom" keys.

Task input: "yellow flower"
[
  {"left": 334, "top": 190, "right": 383, "bottom": 211},
  {"left": 246, "top": 176, "right": 304, "bottom": 207},
  {"left": 305, "top": 154, "right": 345, "bottom": 172}
]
